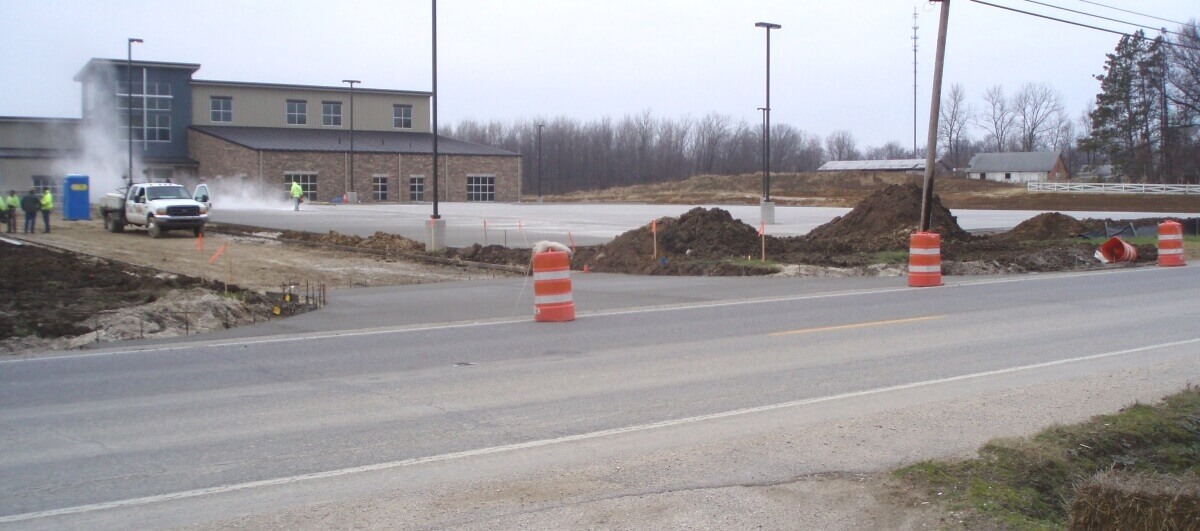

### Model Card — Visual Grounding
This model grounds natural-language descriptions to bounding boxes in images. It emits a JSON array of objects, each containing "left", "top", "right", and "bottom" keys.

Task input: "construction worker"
[
  {"left": 0, "top": 189, "right": 8, "bottom": 232},
  {"left": 40, "top": 187, "right": 53, "bottom": 233},
  {"left": 5, "top": 191, "right": 18, "bottom": 233},
  {"left": 20, "top": 189, "right": 39, "bottom": 234},
  {"left": 290, "top": 179, "right": 303, "bottom": 211}
]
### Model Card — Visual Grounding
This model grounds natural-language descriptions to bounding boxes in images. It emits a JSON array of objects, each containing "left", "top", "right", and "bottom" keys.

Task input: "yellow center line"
[{"left": 770, "top": 315, "right": 945, "bottom": 337}]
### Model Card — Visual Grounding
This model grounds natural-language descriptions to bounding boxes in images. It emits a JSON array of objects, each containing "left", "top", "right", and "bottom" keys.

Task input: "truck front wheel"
[
  {"left": 193, "top": 225, "right": 204, "bottom": 237},
  {"left": 147, "top": 216, "right": 164, "bottom": 238},
  {"left": 104, "top": 211, "right": 125, "bottom": 233}
]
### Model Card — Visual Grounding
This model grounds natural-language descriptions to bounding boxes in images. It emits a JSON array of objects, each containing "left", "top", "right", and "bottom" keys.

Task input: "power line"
[
  {"left": 968, "top": 0, "right": 1200, "bottom": 52},
  {"left": 1075, "top": 0, "right": 1189, "bottom": 27},
  {"left": 1023, "top": 0, "right": 1186, "bottom": 38}
]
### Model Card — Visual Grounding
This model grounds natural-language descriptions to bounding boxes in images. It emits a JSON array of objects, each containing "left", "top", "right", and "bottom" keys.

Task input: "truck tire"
[
  {"left": 147, "top": 216, "right": 164, "bottom": 238},
  {"left": 104, "top": 211, "right": 125, "bottom": 233},
  {"left": 193, "top": 225, "right": 204, "bottom": 237}
]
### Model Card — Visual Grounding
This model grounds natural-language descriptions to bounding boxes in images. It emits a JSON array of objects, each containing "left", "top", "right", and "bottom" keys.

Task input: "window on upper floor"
[
  {"left": 322, "top": 101, "right": 342, "bottom": 126},
  {"left": 211, "top": 97, "right": 232, "bottom": 122},
  {"left": 287, "top": 100, "right": 307, "bottom": 125},
  {"left": 393, "top": 104, "right": 412, "bottom": 129}
]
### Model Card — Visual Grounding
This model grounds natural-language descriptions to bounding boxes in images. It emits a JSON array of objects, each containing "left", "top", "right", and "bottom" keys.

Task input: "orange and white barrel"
[
  {"left": 1099, "top": 236, "right": 1138, "bottom": 263},
  {"left": 1158, "top": 220, "right": 1185, "bottom": 267},
  {"left": 533, "top": 249, "right": 575, "bottom": 322},
  {"left": 908, "top": 231, "right": 942, "bottom": 287}
]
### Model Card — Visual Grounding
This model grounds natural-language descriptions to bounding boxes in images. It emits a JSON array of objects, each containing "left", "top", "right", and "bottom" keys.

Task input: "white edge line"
[
  {"left": 3, "top": 336, "right": 1197, "bottom": 524},
  {"left": 1, "top": 263, "right": 1188, "bottom": 364}
]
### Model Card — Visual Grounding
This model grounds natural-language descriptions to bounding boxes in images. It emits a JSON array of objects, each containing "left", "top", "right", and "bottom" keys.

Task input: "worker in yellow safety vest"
[
  {"left": 40, "top": 188, "right": 53, "bottom": 233},
  {"left": 290, "top": 180, "right": 303, "bottom": 211},
  {"left": 5, "top": 191, "right": 18, "bottom": 233}
]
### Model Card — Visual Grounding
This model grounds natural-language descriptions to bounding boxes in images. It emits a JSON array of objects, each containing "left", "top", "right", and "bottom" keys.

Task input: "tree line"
[{"left": 444, "top": 21, "right": 1199, "bottom": 193}]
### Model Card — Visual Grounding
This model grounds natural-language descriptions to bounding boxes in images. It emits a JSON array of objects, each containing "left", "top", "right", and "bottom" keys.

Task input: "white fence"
[{"left": 1027, "top": 182, "right": 1200, "bottom": 195}]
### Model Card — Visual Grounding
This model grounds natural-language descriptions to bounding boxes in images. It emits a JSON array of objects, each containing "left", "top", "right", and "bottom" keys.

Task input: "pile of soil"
[
  {"left": 1001, "top": 212, "right": 1089, "bottom": 241},
  {"left": 0, "top": 243, "right": 292, "bottom": 354},
  {"left": 571, "top": 207, "right": 775, "bottom": 275},
  {"left": 449, "top": 244, "right": 531, "bottom": 267},
  {"left": 805, "top": 184, "right": 970, "bottom": 251},
  {"left": 280, "top": 230, "right": 424, "bottom": 254}
]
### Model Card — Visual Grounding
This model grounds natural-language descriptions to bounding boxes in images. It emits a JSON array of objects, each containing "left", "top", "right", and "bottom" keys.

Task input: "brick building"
[{"left": 0, "top": 58, "right": 520, "bottom": 203}]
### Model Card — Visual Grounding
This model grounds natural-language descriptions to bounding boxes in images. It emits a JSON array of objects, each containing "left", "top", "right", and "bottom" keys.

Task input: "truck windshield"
[{"left": 146, "top": 187, "right": 191, "bottom": 200}]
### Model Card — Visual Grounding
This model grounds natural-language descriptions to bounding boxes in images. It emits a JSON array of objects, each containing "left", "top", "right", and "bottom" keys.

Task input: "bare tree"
[
  {"left": 1013, "top": 82, "right": 1066, "bottom": 151},
  {"left": 692, "top": 113, "right": 731, "bottom": 175},
  {"left": 976, "top": 85, "right": 1016, "bottom": 152},
  {"left": 938, "top": 83, "right": 973, "bottom": 168},
  {"left": 864, "top": 141, "right": 911, "bottom": 160},
  {"left": 824, "top": 130, "right": 860, "bottom": 161}
]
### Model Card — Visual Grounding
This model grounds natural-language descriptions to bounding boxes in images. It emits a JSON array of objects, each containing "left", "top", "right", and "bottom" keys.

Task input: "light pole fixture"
[
  {"left": 342, "top": 79, "right": 359, "bottom": 197},
  {"left": 126, "top": 37, "right": 143, "bottom": 188},
  {"left": 754, "top": 22, "right": 780, "bottom": 204},
  {"left": 536, "top": 123, "right": 544, "bottom": 202}
]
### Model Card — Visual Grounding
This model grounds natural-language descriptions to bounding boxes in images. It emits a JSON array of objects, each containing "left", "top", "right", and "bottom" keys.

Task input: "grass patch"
[
  {"left": 894, "top": 386, "right": 1200, "bottom": 528},
  {"left": 871, "top": 250, "right": 910, "bottom": 264}
]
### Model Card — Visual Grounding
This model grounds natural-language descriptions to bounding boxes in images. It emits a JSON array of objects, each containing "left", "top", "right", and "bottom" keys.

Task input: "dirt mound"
[
  {"left": 451, "top": 244, "right": 531, "bottom": 267},
  {"left": 0, "top": 243, "right": 288, "bottom": 353},
  {"left": 805, "top": 184, "right": 969, "bottom": 251},
  {"left": 1002, "top": 212, "right": 1088, "bottom": 241},
  {"left": 280, "top": 230, "right": 424, "bottom": 253},
  {"left": 572, "top": 207, "right": 774, "bottom": 275}
]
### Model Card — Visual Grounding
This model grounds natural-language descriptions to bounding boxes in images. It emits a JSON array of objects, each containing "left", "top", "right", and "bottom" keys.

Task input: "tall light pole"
[
  {"left": 342, "top": 79, "right": 359, "bottom": 200},
  {"left": 536, "top": 123, "right": 544, "bottom": 203},
  {"left": 430, "top": 0, "right": 440, "bottom": 220},
  {"left": 126, "top": 37, "right": 142, "bottom": 188},
  {"left": 755, "top": 21, "right": 780, "bottom": 224}
]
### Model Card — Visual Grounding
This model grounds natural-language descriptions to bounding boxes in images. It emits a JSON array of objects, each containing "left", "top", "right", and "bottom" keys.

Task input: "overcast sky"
[{"left": 1, "top": 1, "right": 1195, "bottom": 148}]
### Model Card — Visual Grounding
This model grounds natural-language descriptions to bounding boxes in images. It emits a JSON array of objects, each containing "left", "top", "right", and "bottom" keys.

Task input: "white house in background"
[{"left": 965, "top": 151, "right": 1069, "bottom": 183}]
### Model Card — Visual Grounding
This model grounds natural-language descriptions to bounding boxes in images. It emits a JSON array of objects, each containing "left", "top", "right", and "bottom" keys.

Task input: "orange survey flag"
[{"left": 207, "top": 242, "right": 227, "bottom": 264}]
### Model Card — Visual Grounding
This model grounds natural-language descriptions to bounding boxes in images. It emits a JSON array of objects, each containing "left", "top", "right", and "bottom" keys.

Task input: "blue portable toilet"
[{"left": 62, "top": 174, "right": 91, "bottom": 221}]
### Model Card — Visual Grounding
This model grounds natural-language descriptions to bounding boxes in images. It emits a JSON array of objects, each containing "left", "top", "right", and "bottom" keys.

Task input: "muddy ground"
[{"left": 0, "top": 218, "right": 517, "bottom": 355}]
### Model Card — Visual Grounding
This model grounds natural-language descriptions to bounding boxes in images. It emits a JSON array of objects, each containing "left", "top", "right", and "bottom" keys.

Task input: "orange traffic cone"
[{"left": 583, "top": 264, "right": 590, "bottom": 273}]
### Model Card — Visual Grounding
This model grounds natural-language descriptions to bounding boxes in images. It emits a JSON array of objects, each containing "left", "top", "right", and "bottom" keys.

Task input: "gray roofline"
[
  {"left": 0, "top": 116, "right": 81, "bottom": 123},
  {"left": 192, "top": 79, "right": 431, "bottom": 97},
  {"left": 74, "top": 58, "right": 202, "bottom": 81}
]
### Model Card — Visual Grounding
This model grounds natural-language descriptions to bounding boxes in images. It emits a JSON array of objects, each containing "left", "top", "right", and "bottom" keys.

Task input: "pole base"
[
  {"left": 760, "top": 201, "right": 775, "bottom": 225},
  {"left": 425, "top": 217, "right": 447, "bottom": 252}
]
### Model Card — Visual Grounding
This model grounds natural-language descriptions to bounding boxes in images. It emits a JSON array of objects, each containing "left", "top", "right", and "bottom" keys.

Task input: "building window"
[
  {"left": 32, "top": 175, "right": 55, "bottom": 195},
  {"left": 1005, "top": 173, "right": 1012, "bottom": 180},
  {"left": 466, "top": 175, "right": 495, "bottom": 202},
  {"left": 211, "top": 96, "right": 232, "bottom": 122},
  {"left": 372, "top": 175, "right": 388, "bottom": 201},
  {"left": 286, "top": 100, "right": 307, "bottom": 125},
  {"left": 284, "top": 172, "right": 317, "bottom": 200},
  {"left": 409, "top": 176, "right": 424, "bottom": 201},
  {"left": 393, "top": 104, "right": 412, "bottom": 129},
  {"left": 980, "top": 173, "right": 987, "bottom": 180},
  {"left": 322, "top": 101, "right": 342, "bottom": 126},
  {"left": 145, "top": 114, "right": 171, "bottom": 141}
]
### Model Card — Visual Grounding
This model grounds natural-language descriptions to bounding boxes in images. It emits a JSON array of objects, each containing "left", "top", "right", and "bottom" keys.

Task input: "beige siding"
[{"left": 191, "top": 83, "right": 429, "bottom": 132}]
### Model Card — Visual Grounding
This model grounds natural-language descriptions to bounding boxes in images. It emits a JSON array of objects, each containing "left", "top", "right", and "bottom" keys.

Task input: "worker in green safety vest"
[
  {"left": 40, "top": 188, "right": 53, "bottom": 233},
  {"left": 290, "top": 180, "right": 303, "bottom": 211},
  {"left": 5, "top": 191, "right": 18, "bottom": 233}
]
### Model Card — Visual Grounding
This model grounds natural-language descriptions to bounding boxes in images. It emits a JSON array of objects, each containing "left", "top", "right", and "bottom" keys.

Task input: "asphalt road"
[
  {"left": 209, "top": 202, "right": 1195, "bottom": 248},
  {"left": 2, "top": 265, "right": 1198, "bottom": 528}
]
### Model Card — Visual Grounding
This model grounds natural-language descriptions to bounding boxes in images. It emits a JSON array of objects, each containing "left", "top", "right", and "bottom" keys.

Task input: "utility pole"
[
  {"left": 919, "top": 0, "right": 950, "bottom": 232},
  {"left": 431, "top": 0, "right": 440, "bottom": 219},
  {"left": 913, "top": 8, "right": 920, "bottom": 157}
]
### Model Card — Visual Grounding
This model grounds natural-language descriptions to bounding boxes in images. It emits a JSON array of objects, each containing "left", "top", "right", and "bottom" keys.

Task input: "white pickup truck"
[{"left": 99, "top": 182, "right": 209, "bottom": 238}]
